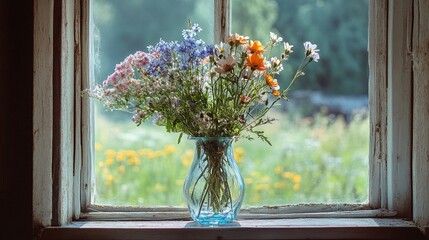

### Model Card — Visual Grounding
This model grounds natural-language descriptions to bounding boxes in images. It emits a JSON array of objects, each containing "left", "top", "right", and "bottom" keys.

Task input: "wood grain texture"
[
  {"left": 33, "top": 0, "right": 54, "bottom": 229},
  {"left": 368, "top": 0, "right": 388, "bottom": 209},
  {"left": 41, "top": 219, "right": 424, "bottom": 240},
  {"left": 412, "top": 0, "right": 429, "bottom": 231},
  {"left": 387, "top": 0, "right": 413, "bottom": 218}
]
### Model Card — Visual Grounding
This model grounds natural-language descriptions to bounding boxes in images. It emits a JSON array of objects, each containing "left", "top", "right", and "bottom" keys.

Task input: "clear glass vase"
[{"left": 183, "top": 137, "right": 245, "bottom": 225}]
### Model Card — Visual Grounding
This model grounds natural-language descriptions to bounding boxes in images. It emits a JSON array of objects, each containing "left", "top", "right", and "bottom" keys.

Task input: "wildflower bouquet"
[
  {"left": 88, "top": 23, "right": 319, "bottom": 144},
  {"left": 86, "top": 23, "right": 319, "bottom": 224}
]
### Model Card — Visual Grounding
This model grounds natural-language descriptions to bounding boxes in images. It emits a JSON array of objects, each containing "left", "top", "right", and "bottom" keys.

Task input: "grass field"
[{"left": 94, "top": 107, "right": 369, "bottom": 207}]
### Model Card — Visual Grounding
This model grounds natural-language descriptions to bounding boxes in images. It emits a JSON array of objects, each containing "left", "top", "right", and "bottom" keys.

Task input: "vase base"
[{"left": 193, "top": 213, "right": 236, "bottom": 225}]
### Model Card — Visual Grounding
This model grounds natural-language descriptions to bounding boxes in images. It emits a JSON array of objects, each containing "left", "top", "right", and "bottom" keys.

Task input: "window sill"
[{"left": 41, "top": 218, "right": 425, "bottom": 240}]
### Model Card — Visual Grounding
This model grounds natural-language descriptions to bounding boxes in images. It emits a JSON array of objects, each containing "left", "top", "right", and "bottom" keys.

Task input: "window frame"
[
  {"left": 33, "top": 0, "right": 426, "bottom": 238},
  {"left": 81, "top": 0, "right": 391, "bottom": 218}
]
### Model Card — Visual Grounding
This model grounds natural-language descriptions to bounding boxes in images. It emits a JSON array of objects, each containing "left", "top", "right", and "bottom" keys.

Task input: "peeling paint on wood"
[
  {"left": 413, "top": 0, "right": 429, "bottom": 230},
  {"left": 368, "top": 0, "right": 388, "bottom": 209},
  {"left": 33, "top": 0, "right": 54, "bottom": 230}
]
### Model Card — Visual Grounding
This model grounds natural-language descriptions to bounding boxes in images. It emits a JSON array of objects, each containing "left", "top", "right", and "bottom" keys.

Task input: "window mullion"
[{"left": 214, "top": 0, "right": 230, "bottom": 43}]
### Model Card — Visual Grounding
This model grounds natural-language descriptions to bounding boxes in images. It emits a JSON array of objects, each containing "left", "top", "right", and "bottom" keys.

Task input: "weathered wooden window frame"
[
  {"left": 79, "top": 0, "right": 406, "bottom": 219},
  {"left": 34, "top": 0, "right": 427, "bottom": 239}
]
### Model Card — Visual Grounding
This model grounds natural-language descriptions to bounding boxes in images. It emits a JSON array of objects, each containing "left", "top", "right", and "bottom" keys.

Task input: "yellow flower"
[
  {"left": 234, "top": 147, "right": 245, "bottom": 163},
  {"left": 105, "top": 175, "right": 113, "bottom": 186},
  {"left": 102, "top": 168, "right": 109, "bottom": 175},
  {"left": 98, "top": 161, "right": 105, "bottom": 168},
  {"left": 274, "top": 166, "right": 283, "bottom": 175},
  {"left": 293, "top": 175, "right": 302, "bottom": 184},
  {"left": 181, "top": 150, "right": 193, "bottom": 166},
  {"left": 118, "top": 165, "right": 125, "bottom": 173},
  {"left": 283, "top": 172, "right": 294, "bottom": 179},
  {"left": 164, "top": 145, "right": 176, "bottom": 154},
  {"left": 247, "top": 40, "right": 265, "bottom": 54},
  {"left": 154, "top": 183, "right": 166, "bottom": 192},
  {"left": 105, "top": 158, "right": 114, "bottom": 166},
  {"left": 246, "top": 53, "right": 266, "bottom": 71},
  {"left": 255, "top": 183, "right": 269, "bottom": 191},
  {"left": 105, "top": 149, "right": 116, "bottom": 159},
  {"left": 127, "top": 157, "right": 141, "bottom": 166},
  {"left": 244, "top": 178, "right": 253, "bottom": 184},
  {"left": 95, "top": 143, "right": 103, "bottom": 151},
  {"left": 250, "top": 171, "right": 261, "bottom": 178},
  {"left": 293, "top": 184, "right": 300, "bottom": 191},
  {"left": 116, "top": 150, "right": 126, "bottom": 162},
  {"left": 181, "top": 158, "right": 192, "bottom": 167},
  {"left": 274, "top": 181, "right": 285, "bottom": 189},
  {"left": 146, "top": 150, "right": 155, "bottom": 160}
]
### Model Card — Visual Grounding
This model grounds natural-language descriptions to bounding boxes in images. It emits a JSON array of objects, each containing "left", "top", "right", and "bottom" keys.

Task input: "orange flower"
[
  {"left": 227, "top": 33, "right": 249, "bottom": 46},
  {"left": 272, "top": 90, "right": 281, "bottom": 98},
  {"left": 246, "top": 54, "right": 266, "bottom": 71},
  {"left": 247, "top": 40, "right": 265, "bottom": 54},
  {"left": 264, "top": 73, "right": 279, "bottom": 90},
  {"left": 264, "top": 73, "right": 281, "bottom": 98}
]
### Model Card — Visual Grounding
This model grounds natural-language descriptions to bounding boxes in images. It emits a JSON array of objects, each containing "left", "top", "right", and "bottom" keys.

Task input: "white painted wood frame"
[
  {"left": 368, "top": 0, "right": 388, "bottom": 210},
  {"left": 387, "top": 0, "right": 413, "bottom": 219}
]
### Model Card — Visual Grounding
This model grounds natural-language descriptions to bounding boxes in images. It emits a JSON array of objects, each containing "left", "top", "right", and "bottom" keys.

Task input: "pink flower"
[{"left": 133, "top": 51, "right": 150, "bottom": 67}]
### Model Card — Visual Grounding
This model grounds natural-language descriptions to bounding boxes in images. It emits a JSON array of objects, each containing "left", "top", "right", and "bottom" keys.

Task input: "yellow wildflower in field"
[
  {"left": 250, "top": 171, "right": 261, "bottom": 178},
  {"left": 117, "top": 150, "right": 127, "bottom": 162},
  {"left": 98, "top": 161, "right": 105, "bottom": 168},
  {"left": 274, "top": 166, "right": 283, "bottom": 175},
  {"left": 282, "top": 171, "right": 294, "bottom": 179},
  {"left": 293, "top": 184, "right": 300, "bottom": 191},
  {"left": 146, "top": 149, "right": 156, "bottom": 160},
  {"left": 102, "top": 168, "right": 109, "bottom": 175},
  {"left": 95, "top": 143, "right": 103, "bottom": 151},
  {"left": 244, "top": 178, "right": 253, "bottom": 184},
  {"left": 163, "top": 145, "right": 176, "bottom": 154},
  {"left": 105, "top": 174, "right": 113, "bottom": 186},
  {"left": 233, "top": 147, "right": 245, "bottom": 163},
  {"left": 293, "top": 175, "right": 301, "bottom": 184},
  {"left": 154, "top": 183, "right": 166, "bottom": 192},
  {"left": 274, "top": 181, "right": 285, "bottom": 189},
  {"left": 106, "top": 158, "right": 114, "bottom": 166},
  {"left": 255, "top": 184, "right": 269, "bottom": 191},
  {"left": 181, "top": 150, "right": 193, "bottom": 166},
  {"left": 105, "top": 149, "right": 117, "bottom": 159},
  {"left": 127, "top": 157, "right": 141, "bottom": 166},
  {"left": 118, "top": 165, "right": 125, "bottom": 173},
  {"left": 138, "top": 148, "right": 150, "bottom": 157}
]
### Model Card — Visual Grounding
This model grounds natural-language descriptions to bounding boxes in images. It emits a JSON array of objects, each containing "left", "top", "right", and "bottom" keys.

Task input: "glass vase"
[{"left": 183, "top": 137, "right": 245, "bottom": 225}]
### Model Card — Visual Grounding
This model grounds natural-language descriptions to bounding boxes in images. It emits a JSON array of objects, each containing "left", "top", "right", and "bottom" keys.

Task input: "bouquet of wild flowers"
[{"left": 87, "top": 23, "right": 319, "bottom": 145}]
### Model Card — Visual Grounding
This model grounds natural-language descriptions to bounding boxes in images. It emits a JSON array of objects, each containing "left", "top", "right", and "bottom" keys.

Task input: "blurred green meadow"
[{"left": 94, "top": 106, "right": 369, "bottom": 207}]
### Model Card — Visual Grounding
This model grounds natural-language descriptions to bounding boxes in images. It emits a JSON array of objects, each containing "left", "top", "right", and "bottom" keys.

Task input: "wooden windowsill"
[{"left": 41, "top": 218, "right": 425, "bottom": 240}]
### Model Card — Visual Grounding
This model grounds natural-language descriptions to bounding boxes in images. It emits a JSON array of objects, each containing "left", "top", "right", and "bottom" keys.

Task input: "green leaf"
[{"left": 177, "top": 132, "right": 184, "bottom": 144}]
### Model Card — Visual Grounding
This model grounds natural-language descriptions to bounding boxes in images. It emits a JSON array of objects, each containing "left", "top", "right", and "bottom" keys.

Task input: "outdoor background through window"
[{"left": 92, "top": 0, "right": 369, "bottom": 206}]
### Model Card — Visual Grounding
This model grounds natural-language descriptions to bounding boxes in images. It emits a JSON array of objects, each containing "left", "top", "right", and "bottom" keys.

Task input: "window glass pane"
[
  {"left": 231, "top": 0, "right": 369, "bottom": 204},
  {"left": 92, "top": 0, "right": 213, "bottom": 205},
  {"left": 92, "top": 0, "right": 369, "bottom": 207}
]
